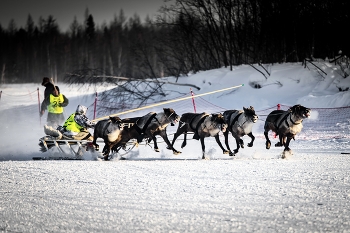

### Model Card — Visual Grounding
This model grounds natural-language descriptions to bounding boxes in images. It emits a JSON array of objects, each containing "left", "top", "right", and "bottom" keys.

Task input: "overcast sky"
[{"left": 0, "top": 0, "right": 165, "bottom": 32}]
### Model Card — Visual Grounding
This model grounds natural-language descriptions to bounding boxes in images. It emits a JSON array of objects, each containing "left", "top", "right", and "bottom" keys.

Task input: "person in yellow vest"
[
  {"left": 60, "top": 105, "right": 95, "bottom": 140},
  {"left": 40, "top": 86, "right": 69, "bottom": 127}
]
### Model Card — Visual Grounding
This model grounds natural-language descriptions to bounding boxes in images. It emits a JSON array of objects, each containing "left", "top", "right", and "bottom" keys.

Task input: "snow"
[{"left": 0, "top": 62, "right": 350, "bottom": 232}]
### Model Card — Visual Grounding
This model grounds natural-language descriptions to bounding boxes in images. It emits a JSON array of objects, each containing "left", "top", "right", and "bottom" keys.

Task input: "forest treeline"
[{"left": 0, "top": 0, "right": 349, "bottom": 84}]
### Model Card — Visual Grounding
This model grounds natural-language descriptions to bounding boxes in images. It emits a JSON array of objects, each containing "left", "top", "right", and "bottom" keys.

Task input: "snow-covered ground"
[{"left": 0, "top": 62, "right": 349, "bottom": 232}]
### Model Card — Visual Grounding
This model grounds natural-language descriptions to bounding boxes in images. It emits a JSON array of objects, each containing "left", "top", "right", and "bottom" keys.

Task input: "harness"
[
  {"left": 276, "top": 113, "right": 302, "bottom": 130},
  {"left": 135, "top": 113, "right": 157, "bottom": 134},
  {"left": 229, "top": 112, "right": 242, "bottom": 127},
  {"left": 228, "top": 112, "right": 252, "bottom": 133},
  {"left": 192, "top": 115, "right": 209, "bottom": 140}
]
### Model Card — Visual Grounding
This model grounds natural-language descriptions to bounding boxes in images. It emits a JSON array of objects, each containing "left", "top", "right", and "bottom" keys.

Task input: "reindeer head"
[
  {"left": 289, "top": 104, "right": 311, "bottom": 119},
  {"left": 243, "top": 106, "right": 259, "bottom": 123},
  {"left": 212, "top": 113, "right": 228, "bottom": 132},
  {"left": 163, "top": 108, "right": 180, "bottom": 126}
]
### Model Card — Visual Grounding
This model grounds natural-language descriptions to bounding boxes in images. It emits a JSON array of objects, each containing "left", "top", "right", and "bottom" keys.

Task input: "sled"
[
  {"left": 34, "top": 136, "right": 99, "bottom": 160},
  {"left": 34, "top": 125, "right": 102, "bottom": 160}
]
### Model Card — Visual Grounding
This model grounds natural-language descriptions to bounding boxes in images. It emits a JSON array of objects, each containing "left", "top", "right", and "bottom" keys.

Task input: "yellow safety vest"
[
  {"left": 63, "top": 113, "right": 84, "bottom": 133},
  {"left": 48, "top": 94, "right": 64, "bottom": 113}
]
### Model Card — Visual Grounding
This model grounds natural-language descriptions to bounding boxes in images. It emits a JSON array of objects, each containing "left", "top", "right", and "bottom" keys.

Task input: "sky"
[
  {"left": 0, "top": 0, "right": 166, "bottom": 32},
  {"left": 0, "top": 62, "right": 349, "bottom": 232}
]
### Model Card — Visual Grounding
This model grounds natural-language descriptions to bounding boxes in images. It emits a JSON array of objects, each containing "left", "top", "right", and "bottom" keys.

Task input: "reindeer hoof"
[
  {"left": 275, "top": 142, "right": 283, "bottom": 147},
  {"left": 223, "top": 150, "right": 230, "bottom": 154},
  {"left": 281, "top": 149, "right": 293, "bottom": 159},
  {"left": 229, "top": 151, "right": 235, "bottom": 156},
  {"left": 247, "top": 143, "right": 253, "bottom": 147},
  {"left": 155, "top": 148, "right": 160, "bottom": 152},
  {"left": 103, "top": 155, "right": 109, "bottom": 161},
  {"left": 173, "top": 150, "right": 182, "bottom": 155},
  {"left": 266, "top": 141, "right": 271, "bottom": 149}
]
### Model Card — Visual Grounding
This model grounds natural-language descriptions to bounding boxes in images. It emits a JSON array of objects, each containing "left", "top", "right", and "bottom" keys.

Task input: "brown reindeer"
[{"left": 107, "top": 108, "right": 180, "bottom": 160}]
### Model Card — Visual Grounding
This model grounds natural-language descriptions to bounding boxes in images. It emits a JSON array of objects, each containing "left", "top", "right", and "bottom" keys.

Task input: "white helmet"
[{"left": 76, "top": 105, "right": 87, "bottom": 115}]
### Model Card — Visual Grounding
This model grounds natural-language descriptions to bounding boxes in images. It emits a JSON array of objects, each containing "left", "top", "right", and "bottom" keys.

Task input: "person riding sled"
[{"left": 59, "top": 105, "right": 95, "bottom": 140}]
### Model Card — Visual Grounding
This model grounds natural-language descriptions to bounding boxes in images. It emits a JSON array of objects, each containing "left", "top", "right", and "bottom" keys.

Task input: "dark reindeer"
[
  {"left": 108, "top": 108, "right": 180, "bottom": 160},
  {"left": 223, "top": 106, "right": 258, "bottom": 156},
  {"left": 264, "top": 104, "right": 311, "bottom": 156},
  {"left": 92, "top": 116, "right": 123, "bottom": 157},
  {"left": 170, "top": 112, "right": 229, "bottom": 159}
]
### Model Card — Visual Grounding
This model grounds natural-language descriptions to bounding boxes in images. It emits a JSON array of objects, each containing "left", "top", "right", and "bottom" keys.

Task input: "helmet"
[{"left": 76, "top": 105, "right": 87, "bottom": 115}]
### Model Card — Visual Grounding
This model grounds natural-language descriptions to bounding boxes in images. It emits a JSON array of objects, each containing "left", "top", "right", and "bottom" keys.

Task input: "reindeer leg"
[
  {"left": 171, "top": 125, "right": 186, "bottom": 152},
  {"left": 284, "top": 136, "right": 292, "bottom": 151},
  {"left": 215, "top": 134, "right": 229, "bottom": 154},
  {"left": 275, "top": 135, "right": 283, "bottom": 147},
  {"left": 169, "top": 132, "right": 181, "bottom": 154},
  {"left": 152, "top": 135, "right": 160, "bottom": 152},
  {"left": 161, "top": 131, "right": 181, "bottom": 155},
  {"left": 92, "top": 137, "right": 99, "bottom": 151},
  {"left": 200, "top": 137, "right": 206, "bottom": 160},
  {"left": 264, "top": 131, "right": 271, "bottom": 149},
  {"left": 169, "top": 133, "right": 177, "bottom": 149},
  {"left": 181, "top": 132, "right": 187, "bottom": 149},
  {"left": 283, "top": 136, "right": 287, "bottom": 146},
  {"left": 239, "top": 139, "right": 244, "bottom": 148},
  {"left": 232, "top": 136, "right": 240, "bottom": 155},
  {"left": 247, "top": 132, "right": 255, "bottom": 147},
  {"left": 224, "top": 130, "right": 233, "bottom": 155},
  {"left": 102, "top": 144, "right": 111, "bottom": 161},
  {"left": 101, "top": 139, "right": 111, "bottom": 159}
]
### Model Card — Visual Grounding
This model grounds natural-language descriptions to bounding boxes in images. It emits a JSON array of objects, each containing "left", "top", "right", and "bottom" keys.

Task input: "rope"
[
  {"left": 1, "top": 90, "right": 37, "bottom": 96},
  {"left": 92, "top": 84, "right": 244, "bottom": 122}
]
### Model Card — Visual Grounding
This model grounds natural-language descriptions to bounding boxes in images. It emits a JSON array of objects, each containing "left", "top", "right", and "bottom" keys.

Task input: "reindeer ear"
[
  {"left": 291, "top": 105, "right": 299, "bottom": 113},
  {"left": 243, "top": 107, "right": 247, "bottom": 111},
  {"left": 109, "top": 116, "right": 116, "bottom": 123}
]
